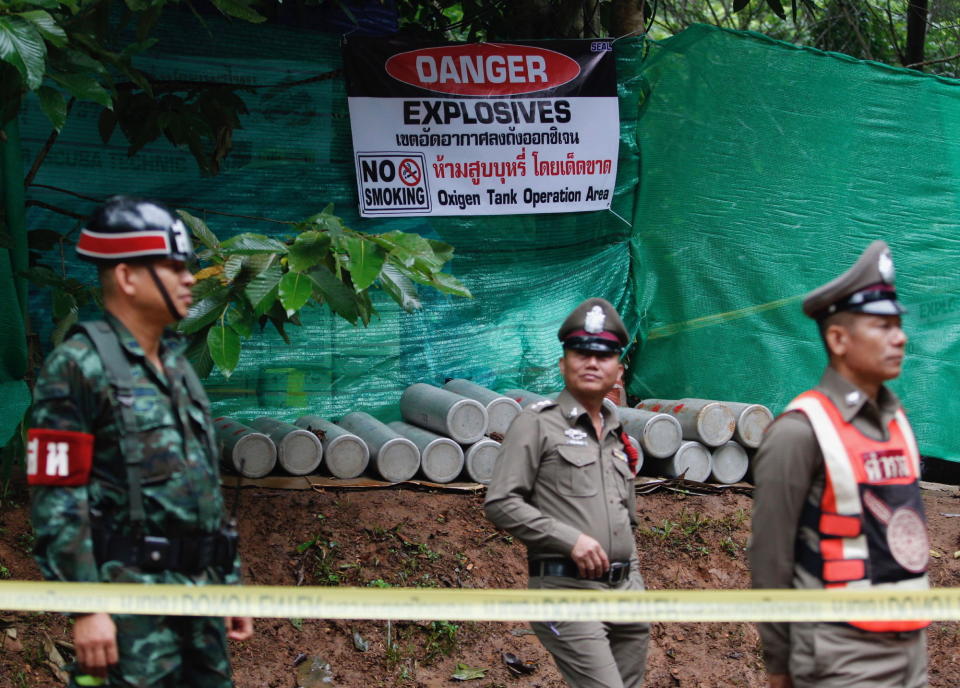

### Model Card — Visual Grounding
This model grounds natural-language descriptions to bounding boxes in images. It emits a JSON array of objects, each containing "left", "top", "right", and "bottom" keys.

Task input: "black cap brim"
[
  {"left": 852, "top": 299, "right": 907, "bottom": 316},
  {"left": 562, "top": 337, "right": 622, "bottom": 354}
]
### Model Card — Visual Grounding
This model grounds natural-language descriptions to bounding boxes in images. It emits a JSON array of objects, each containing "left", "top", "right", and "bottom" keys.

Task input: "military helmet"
[{"left": 76, "top": 196, "right": 194, "bottom": 263}]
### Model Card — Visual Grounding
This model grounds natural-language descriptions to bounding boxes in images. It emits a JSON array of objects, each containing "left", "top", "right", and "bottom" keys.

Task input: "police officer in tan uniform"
[
  {"left": 485, "top": 298, "right": 648, "bottom": 688},
  {"left": 749, "top": 240, "right": 929, "bottom": 688}
]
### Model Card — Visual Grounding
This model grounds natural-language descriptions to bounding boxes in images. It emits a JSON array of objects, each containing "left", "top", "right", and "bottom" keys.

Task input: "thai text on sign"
[{"left": 343, "top": 39, "right": 619, "bottom": 217}]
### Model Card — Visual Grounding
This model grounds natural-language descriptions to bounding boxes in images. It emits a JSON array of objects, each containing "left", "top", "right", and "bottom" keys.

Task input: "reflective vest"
[{"left": 786, "top": 389, "right": 929, "bottom": 633}]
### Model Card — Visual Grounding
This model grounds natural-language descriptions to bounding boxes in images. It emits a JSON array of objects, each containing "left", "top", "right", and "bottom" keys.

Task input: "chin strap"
[{"left": 146, "top": 264, "right": 182, "bottom": 321}]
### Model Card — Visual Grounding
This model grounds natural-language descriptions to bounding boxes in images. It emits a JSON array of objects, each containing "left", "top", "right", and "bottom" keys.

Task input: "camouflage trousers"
[{"left": 69, "top": 615, "right": 232, "bottom": 688}]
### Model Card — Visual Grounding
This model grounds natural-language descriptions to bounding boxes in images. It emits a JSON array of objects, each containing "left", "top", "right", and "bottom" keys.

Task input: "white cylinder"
[
  {"left": 617, "top": 407, "right": 683, "bottom": 459},
  {"left": 337, "top": 412, "right": 420, "bottom": 483},
  {"left": 462, "top": 439, "right": 501, "bottom": 484},
  {"left": 249, "top": 417, "right": 322, "bottom": 476},
  {"left": 213, "top": 417, "right": 277, "bottom": 478},
  {"left": 662, "top": 440, "right": 711, "bottom": 483},
  {"left": 400, "top": 383, "right": 488, "bottom": 444},
  {"left": 442, "top": 379, "right": 522, "bottom": 436},
  {"left": 710, "top": 441, "right": 750, "bottom": 484},
  {"left": 723, "top": 402, "right": 774, "bottom": 449},
  {"left": 502, "top": 388, "right": 553, "bottom": 409},
  {"left": 295, "top": 415, "right": 369, "bottom": 479},
  {"left": 639, "top": 399, "right": 735, "bottom": 447},
  {"left": 388, "top": 421, "right": 464, "bottom": 484}
]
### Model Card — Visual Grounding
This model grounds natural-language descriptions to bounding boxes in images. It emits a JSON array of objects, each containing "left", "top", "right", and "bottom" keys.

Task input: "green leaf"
[
  {"left": 185, "top": 326, "right": 214, "bottom": 378},
  {"left": 245, "top": 263, "right": 281, "bottom": 313},
  {"left": 98, "top": 108, "right": 117, "bottom": 143},
  {"left": 287, "top": 230, "right": 331, "bottom": 273},
  {"left": 379, "top": 263, "right": 421, "bottom": 312},
  {"left": 36, "top": 84, "right": 66, "bottom": 131},
  {"left": 207, "top": 322, "right": 240, "bottom": 378},
  {"left": 226, "top": 302, "right": 254, "bottom": 337},
  {"left": 221, "top": 233, "right": 288, "bottom": 255},
  {"left": 306, "top": 205, "right": 347, "bottom": 237},
  {"left": 0, "top": 16, "right": 46, "bottom": 90},
  {"left": 51, "top": 308, "right": 78, "bottom": 346},
  {"left": 451, "top": 663, "right": 487, "bottom": 681},
  {"left": 307, "top": 265, "right": 359, "bottom": 324},
  {"left": 179, "top": 284, "right": 230, "bottom": 335},
  {"left": 279, "top": 271, "right": 312, "bottom": 315},
  {"left": 177, "top": 210, "right": 220, "bottom": 251},
  {"left": 374, "top": 231, "right": 444, "bottom": 272},
  {"left": 17, "top": 10, "right": 66, "bottom": 48},
  {"left": 48, "top": 70, "right": 111, "bottom": 107},
  {"left": 430, "top": 272, "right": 472, "bottom": 298},
  {"left": 209, "top": 0, "right": 267, "bottom": 23},
  {"left": 427, "top": 238, "right": 454, "bottom": 265},
  {"left": 51, "top": 290, "right": 76, "bottom": 320},
  {"left": 346, "top": 236, "right": 385, "bottom": 291},
  {"left": 223, "top": 254, "right": 244, "bottom": 282}
]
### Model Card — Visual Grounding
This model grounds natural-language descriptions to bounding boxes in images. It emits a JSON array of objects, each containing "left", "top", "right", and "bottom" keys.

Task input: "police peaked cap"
[
  {"left": 558, "top": 297, "right": 629, "bottom": 354},
  {"left": 76, "top": 196, "right": 194, "bottom": 263},
  {"left": 802, "top": 240, "right": 906, "bottom": 321}
]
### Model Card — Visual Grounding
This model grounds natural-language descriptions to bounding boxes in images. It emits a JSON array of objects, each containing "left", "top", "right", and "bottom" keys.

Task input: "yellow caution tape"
[{"left": 2, "top": 582, "right": 960, "bottom": 622}]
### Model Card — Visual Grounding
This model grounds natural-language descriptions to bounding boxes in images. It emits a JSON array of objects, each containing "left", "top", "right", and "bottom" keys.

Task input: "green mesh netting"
[
  {"left": 14, "top": 20, "right": 960, "bottom": 461},
  {"left": 630, "top": 24, "right": 960, "bottom": 462}
]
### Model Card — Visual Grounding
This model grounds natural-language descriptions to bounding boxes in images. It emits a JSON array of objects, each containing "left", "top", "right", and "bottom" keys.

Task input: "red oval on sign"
[{"left": 385, "top": 44, "right": 581, "bottom": 96}]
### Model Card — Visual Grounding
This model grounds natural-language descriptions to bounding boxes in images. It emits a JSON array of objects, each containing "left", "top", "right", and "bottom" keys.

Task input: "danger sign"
[{"left": 355, "top": 152, "right": 431, "bottom": 215}]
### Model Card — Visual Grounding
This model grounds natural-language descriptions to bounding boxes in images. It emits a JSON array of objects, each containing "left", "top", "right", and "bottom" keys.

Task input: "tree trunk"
[
  {"left": 609, "top": 0, "right": 646, "bottom": 37},
  {"left": 905, "top": 0, "right": 928, "bottom": 69}
]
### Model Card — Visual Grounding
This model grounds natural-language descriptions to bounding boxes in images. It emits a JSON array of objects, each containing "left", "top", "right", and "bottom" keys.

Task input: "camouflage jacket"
[{"left": 29, "top": 312, "right": 240, "bottom": 585}]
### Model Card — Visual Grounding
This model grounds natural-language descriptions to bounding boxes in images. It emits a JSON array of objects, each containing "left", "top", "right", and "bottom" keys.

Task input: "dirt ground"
[{"left": 2, "top": 476, "right": 959, "bottom": 688}]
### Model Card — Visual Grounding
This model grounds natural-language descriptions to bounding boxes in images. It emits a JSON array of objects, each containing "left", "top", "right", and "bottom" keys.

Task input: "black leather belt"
[
  {"left": 93, "top": 530, "right": 236, "bottom": 574},
  {"left": 529, "top": 559, "right": 631, "bottom": 584}
]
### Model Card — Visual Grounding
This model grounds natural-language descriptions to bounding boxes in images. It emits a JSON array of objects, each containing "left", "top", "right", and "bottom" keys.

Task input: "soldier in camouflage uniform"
[{"left": 27, "top": 196, "right": 253, "bottom": 687}]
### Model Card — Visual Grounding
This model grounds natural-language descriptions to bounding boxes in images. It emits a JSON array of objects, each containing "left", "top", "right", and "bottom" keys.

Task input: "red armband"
[{"left": 26, "top": 429, "right": 95, "bottom": 486}]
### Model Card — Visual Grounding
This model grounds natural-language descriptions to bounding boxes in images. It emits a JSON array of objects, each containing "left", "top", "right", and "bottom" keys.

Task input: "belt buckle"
[{"left": 606, "top": 561, "right": 628, "bottom": 585}]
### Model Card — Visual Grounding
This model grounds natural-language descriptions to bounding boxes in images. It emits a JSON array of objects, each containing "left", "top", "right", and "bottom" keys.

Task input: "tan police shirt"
[
  {"left": 748, "top": 366, "right": 905, "bottom": 674},
  {"left": 484, "top": 389, "right": 638, "bottom": 564}
]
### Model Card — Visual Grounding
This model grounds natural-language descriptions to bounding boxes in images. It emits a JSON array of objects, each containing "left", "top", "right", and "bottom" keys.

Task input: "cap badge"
[
  {"left": 584, "top": 305, "right": 606, "bottom": 334},
  {"left": 878, "top": 250, "right": 895, "bottom": 284}
]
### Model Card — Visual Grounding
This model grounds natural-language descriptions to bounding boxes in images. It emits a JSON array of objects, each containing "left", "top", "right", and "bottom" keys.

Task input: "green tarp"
[{"left": 12, "top": 21, "right": 960, "bottom": 461}]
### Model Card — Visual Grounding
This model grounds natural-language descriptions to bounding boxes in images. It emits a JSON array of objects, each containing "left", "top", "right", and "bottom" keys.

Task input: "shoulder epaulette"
[{"left": 529, "top": 399, "right": 558, "bottom": 413}]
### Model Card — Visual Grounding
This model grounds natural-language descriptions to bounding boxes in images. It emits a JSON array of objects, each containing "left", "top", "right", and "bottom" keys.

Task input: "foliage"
[
  {"left": 177, "top": 205, "right": 470, "bottom": 378},
  {"left": 0, "top": 0, "right": 264, "bottom": 172},
  {"left": 20, "top": 202, "right": 469, "bottom": 379}
]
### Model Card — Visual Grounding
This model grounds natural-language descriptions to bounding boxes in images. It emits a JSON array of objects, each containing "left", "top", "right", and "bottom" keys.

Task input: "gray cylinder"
[
  {"left": 400, "top": 383, "right": 488, "bottom": 444},
  {"left": 443, "top": 379, "right": 522, "bottom": 436},
  {"left": 337, "top": 412, "right": 420, "bottom": 483},
  {"left": 294, "top": 415, "right": 369, "bottom": 479},
  {"left": 662, "top": 440, "right": 711, "bottom": 483},
  {"left": 625, "top": 435, "right": 645, "bottom": 474},
  {"left": 710, "top": 441, "right": 750, "bottom": 484},
  {"left": 213, "top": 417, "right": 277, "bottom": 478},
  {"left": 723, "top": 402, "right": 774, "bottom": 449},
  {"left": 617, "top": 407, "right": 683, "bottom": 459},
  {"left": 388, "top": 421, "right": 464, "bottom": 484},
  {"left": 249, "top": 417, "right": 322, "bottom": 476},
  {"left": 639, "top": 399, "right": 735, "bottom": 447},
  {"left": 462, "top": 438, "right": 501, "bottom": 484},
  {"left": 503, "top": 389, "right": 553, "bottom": 409}
]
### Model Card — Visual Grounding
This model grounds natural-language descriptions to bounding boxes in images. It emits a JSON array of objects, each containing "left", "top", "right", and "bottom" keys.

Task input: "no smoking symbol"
[{"left": 399, "top": 158, "right": 421, "bottom": 186}]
